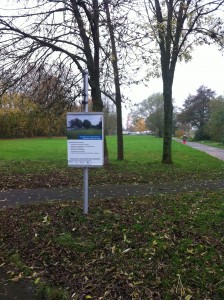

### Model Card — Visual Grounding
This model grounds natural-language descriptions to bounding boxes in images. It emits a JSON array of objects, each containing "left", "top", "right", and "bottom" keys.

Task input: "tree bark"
[
  {"left": 91, "top": 82, "right": 109, "bottom": 165},
  {"left": 116, "top": 96, "right": 124, "bottom": 160},
  {"left": 162, "top": 78, "right": 173, "bottom": 164},
  {"left": 104, "top": 0, "right": 124, "bottom": 161}
]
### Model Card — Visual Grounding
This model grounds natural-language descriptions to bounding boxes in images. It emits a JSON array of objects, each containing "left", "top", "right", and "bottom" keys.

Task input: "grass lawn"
[
  {"left": 0, "top": 136, "right": 224, "bottom": 190},
  {"left": 0, "top": 191, "right": 223, "bottom": 299}
]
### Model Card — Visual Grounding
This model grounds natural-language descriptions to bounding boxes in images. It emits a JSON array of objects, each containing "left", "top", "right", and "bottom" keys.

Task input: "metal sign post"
[
  {"left": 83, "top": 70, "right": 89, "bottom": 215},
  {"left": 66, "top": 70, "right": 104, "bottom": 215}
]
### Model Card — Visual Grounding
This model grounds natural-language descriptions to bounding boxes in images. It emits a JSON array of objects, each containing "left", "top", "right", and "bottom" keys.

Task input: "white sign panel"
[{"left": 67, "top": 112, "right": 104, "bottom": 167}]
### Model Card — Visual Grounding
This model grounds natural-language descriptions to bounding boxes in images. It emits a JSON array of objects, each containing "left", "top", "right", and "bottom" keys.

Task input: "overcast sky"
[{"left": 123, "top": 44, "right": 224, "bottom": 124}]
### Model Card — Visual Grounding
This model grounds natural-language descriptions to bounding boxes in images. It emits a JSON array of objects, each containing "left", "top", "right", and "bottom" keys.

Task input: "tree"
[
  {"left": 28, "top": 64, "right": 73, "bottom": 112},
  {"left": 145, "top": 93, "right": 164, "bottom": 137},
  {"left": 178, "top": 86, "right": 215, "bottom": 140},
  {"left": 0, "top": 0, "right": 141, "bottom": 162},
  {"left": 103, "top": 100, "right": 117, "bottom": 135},
  {"left": 70, "top": 118, "right": 83, "bottom": 129},
  {"left": 134, "top": 118, "right": 147, "bottom": 132},
  {"left": 0, "top": 92, "right": 66, "bottom": 138},
  {"left": 29, "top": 65, "right": 73, "bottom": 136},
  {"left": 144, "top": 0, "right": 224, "bottom": 163},
  {"left": 208, "top": 96, "right": 224, "bottom": 142},
  {"left": 0, "top": 61, "right": 75, "bottom": 137},
  {"left": 0, "top": 0, "right": 110, "bottom": 161},
  {"left": 103, "top": 0, "right": 124, "bottom": 160},
  {"left": 101, "top": 0, "right": 145, "bottom": 159},
  {"left": 130, "top": 93, "right": 164, "bottom": 136},
  {"left": 83, "top": 119, "right": 92, "bottom": 129},
  {"left": 96, "top": 120, "right": 102, "bottom": 130}
]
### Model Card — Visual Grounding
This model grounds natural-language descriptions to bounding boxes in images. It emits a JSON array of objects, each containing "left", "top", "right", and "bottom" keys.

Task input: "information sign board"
[{"left": 67, "top": 112, "right": 104, "bottom": 167}]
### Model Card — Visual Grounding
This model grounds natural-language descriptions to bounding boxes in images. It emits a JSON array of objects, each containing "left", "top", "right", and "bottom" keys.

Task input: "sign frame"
[{"left": 67, "top": 112, "right": 104, "bottom": 168}]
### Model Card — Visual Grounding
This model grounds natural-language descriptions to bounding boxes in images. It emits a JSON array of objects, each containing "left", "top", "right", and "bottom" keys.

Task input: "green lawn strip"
[
  {"left": 0, "top": 136, "right": 224, "bottom": 189},
  {"left": 0, "top": 191, "right": 223, "bottom": 299},
  {"left": 0, "top": 138, "right": 67, "bottom": 161}
]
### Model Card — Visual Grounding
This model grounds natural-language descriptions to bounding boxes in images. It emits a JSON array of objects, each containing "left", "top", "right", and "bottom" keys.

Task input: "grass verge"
[{"left": 0, "top": 191, "right": 223, "bottom": 299}]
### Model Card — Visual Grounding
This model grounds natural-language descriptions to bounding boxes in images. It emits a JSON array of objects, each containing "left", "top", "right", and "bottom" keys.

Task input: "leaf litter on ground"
[{"left": 0, "top": 191, "right": 223, "bottom": 299}]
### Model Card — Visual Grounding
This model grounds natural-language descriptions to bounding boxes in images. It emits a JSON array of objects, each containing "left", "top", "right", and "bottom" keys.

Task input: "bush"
[
  {"left": 175, "top": 129, "right": 185, "bottom": 138},
  {"left": 193, "top": 128, "right": 211, "bottom": 141}
]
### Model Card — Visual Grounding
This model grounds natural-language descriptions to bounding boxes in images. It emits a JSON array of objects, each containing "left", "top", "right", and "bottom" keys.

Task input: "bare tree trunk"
[
  {"left": 104, "top": 0, "right": 124, "bottom": 161},
  {"left": 162, "top": 79, "right": 173, "bottom": 164},
  {"left": 116, "top": 97, "right": 124, "bottom": 160},
  {"left": 91, "top": 83, "right": 109, "bottom": 164}
]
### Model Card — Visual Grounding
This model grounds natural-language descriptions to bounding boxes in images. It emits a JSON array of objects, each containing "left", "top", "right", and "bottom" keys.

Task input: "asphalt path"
[
  {"left": 183, "top": 140, "right": 224, "bottom": 161},
  {"left": 0, "top": 179, "right": 224, "bottom": 209}
]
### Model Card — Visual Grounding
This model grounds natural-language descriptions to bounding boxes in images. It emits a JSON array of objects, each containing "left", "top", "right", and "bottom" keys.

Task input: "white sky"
[{"left": 122, "top": 44, "right": 224, "bottom": 125}]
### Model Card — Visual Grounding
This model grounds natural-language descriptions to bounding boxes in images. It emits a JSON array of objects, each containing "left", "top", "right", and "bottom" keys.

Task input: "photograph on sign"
[{"left": 67, "top": 112, "right": 104, "bottom": 167}]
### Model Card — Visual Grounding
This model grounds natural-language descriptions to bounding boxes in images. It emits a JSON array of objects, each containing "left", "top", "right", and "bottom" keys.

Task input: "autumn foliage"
[{"left": 0, "top": 93, "right": 67, "bottom": 138}]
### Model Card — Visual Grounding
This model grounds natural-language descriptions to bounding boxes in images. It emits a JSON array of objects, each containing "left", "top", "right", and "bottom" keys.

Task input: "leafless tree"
[
  {"left": 0, "top": 1, "right": 104, "bottom": 106},
  {"left": 0, "top": 0, "right": 143, "bottom": 162},
  {"left": 144, "top": 0, "right": 224, "bottom": 163},
  {"left": 0, "top": 0, "right": 112, "bottom": 160}
]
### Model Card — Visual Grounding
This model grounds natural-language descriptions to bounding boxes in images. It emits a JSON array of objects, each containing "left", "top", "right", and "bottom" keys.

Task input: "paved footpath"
[
  {"left": 1, "top": 179, "right": 224, "bottom": 209},
  {"left": 177, "top": 139, "right": 224, "bottom": 160},
  {"left": 187, "top": 141, "right": 224, "bottom": 160}
]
